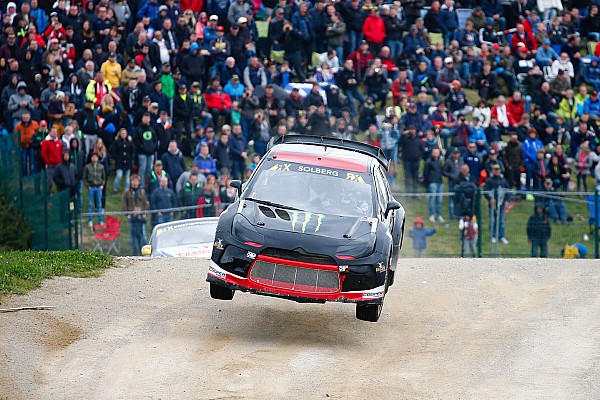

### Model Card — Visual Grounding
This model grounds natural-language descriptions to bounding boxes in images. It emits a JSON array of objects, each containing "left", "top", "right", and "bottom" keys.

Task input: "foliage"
[
  {"left": 0, "top": 251, "right": 114, "bottom": 299},
  {"left": 0, "top": 193, "right": 32, "bottom": 251}
]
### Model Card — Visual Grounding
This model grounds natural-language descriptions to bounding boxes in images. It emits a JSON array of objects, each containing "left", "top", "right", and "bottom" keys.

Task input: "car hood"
[
  {"left": 154, "top": 242, "right": 213, "bottom": 258},
  {"left": 241, "top": 200, "right": 378, "bottom": 239}
]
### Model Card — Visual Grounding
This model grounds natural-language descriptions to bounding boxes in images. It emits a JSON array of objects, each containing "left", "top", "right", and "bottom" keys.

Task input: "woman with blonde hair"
[{"left": 575, "top": 142, "right": 599, "bottom": 193}]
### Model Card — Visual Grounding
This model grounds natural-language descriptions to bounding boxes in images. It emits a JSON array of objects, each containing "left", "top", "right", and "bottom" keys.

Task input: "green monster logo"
[
  {"left": 290, "top": 211, "right": 325, "bottom": 233},
  {"left": 143, "top": 130, "right": 153, "bottom": 141}
]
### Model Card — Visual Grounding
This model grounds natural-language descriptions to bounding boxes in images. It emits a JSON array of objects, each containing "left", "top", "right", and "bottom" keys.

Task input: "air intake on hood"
[
  {"left": 275, "top": 209, "right": 291, "bottom": 220},
  {"left": 258, "top": 206, "right": 276, "bottom": 218}
]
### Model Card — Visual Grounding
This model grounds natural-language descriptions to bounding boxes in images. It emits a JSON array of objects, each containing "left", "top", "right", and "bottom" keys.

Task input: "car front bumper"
[{"left": 207, "top": 255, "right": 385, "bottom": 304}]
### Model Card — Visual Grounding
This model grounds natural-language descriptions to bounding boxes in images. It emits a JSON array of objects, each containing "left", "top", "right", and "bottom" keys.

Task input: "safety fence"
[
  {"left": 77, "top": 188, "right": 599, "bottom": 259},
  {"left": 77, "top": 202, "right": 232, "bottom": 255},
  {"left": 0, "top": 132, "right": 75, "bottom": 251},
  {"left": 393, "top": 188, "right": 599, "bottom": 259}
]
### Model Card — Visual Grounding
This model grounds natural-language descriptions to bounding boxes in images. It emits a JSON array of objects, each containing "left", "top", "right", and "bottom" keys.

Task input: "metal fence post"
[{"left": 595, "top": 188, "right": 599, "bottom": 259}]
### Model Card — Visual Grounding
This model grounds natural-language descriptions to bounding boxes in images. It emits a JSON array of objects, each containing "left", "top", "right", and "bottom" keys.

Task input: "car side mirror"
[
  {"left": 141, "top": 244, "right": 152, "bottom": 256},
  {"left": 384, "top": 200, "right": 401, "bottom": 219},
  {"left": 230, "top": 180, "right": 242, "bottom": 195}
]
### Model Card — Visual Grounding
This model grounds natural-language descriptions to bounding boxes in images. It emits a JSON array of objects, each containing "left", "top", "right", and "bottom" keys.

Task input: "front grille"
[
  {"left": 261, "top": 248, "right": 336, "bottom": 265},
  {"left": 249, "top": 260, "right": 340, "bottom": 293}
]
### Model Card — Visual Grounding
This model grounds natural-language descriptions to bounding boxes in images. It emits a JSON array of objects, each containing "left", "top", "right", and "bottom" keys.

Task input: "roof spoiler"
[{"left": 270, "top": 135, "right": 389, "bottom": 170}]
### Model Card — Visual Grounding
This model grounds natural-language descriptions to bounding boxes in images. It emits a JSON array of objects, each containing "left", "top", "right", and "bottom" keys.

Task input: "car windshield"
[
  {"left": 243, "top": 160, "right": 375, "bottom": 217},
  {"left": 154, "top": 222, "right": 217, "bottom": 248}
]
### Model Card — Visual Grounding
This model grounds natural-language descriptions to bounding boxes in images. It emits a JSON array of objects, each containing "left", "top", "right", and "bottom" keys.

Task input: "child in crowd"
[{"left": 408, "top": 217, "right": 437, "bottom": 257}]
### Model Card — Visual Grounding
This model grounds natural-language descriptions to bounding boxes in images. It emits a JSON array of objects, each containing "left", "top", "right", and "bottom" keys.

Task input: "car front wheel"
[
  {"left": 210, "top": 283, "right": 235, "bottom": 300},
  {"left": 356, "top": 302, "right": 383, "bottom": 322}
]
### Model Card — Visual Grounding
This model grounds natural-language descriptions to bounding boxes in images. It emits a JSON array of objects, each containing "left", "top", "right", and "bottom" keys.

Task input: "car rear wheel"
[
  {"left": 356, "top": 302, "right": 383, "bottom": 322},
  {"left": 210, "top": 283, "right": 235, "bottom": 300}
]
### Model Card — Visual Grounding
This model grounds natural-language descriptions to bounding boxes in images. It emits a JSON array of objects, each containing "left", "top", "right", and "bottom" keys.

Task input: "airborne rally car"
[{"left": 207, "top": 136, "right": 405, "bottom": 322}]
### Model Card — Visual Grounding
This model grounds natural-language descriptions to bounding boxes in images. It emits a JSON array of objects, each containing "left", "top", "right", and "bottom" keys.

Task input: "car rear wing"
[{"left": 270, "top": 135, "right": 389, "bottom": 170}]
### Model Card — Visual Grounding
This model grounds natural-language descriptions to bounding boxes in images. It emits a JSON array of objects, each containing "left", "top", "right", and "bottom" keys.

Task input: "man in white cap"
[{"left": 204, "top": 14, "right": 219, "bottom": 47}]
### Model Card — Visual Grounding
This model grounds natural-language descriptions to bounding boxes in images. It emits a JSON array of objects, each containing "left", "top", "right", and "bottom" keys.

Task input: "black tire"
[
  {"left": 210, "top": 283, "right": 235, "bottom": 300},
  {"left": 356, "top": 302, "right": 382, "bottom": 322}
]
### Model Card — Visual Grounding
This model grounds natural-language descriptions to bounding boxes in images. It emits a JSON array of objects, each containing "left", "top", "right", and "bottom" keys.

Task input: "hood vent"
[
  {"left": 275, "top": 209, "right": 291, "bottom": 220},
  {"left": 258, "top": 206, "right": 276, "bottom": 218}
]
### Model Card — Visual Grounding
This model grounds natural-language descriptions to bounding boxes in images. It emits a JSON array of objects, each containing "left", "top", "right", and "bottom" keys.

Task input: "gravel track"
[{"left": 1, "top": 258, "right": 599, "bottom": 400}]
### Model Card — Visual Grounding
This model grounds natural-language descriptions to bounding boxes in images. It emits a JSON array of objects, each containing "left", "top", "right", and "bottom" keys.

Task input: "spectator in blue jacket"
[
  {"left": 522, "top": 129, "right": 544, "bottom": 190},
  {"left": 583, "top": 91, "right": 600, "bottom": 118},
  {"left": 536, "top": 39, "right": 559, "bottom": 67},
  {"left": 409, "top": 217, "right": 437, "bottom": 257},
  {"left": 583, "top": 58, "right": 600, "bottom": 94},
  {"left": 137, "top": 0, "right": 160, "bottom": 21},
  {"left": 439, "top": 0, "right": 459, "bottom": 47},
  {"left": 223, "top": 75, "right": 245, "bottom": 102},
  {"left": 151, "top": 176, "right": 177, "bottom": 225},
  {"left": 193, "top": 142, "right": 217, "bottom": 177}
]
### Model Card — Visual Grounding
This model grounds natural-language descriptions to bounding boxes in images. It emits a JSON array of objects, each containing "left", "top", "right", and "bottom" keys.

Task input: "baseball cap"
[
  {"left": 451, "top": 147, "right": 460, "bottom": 153},
  {"left": 50, "top": 11, "right": 58, "bottom": 17},
  {"left": 408, "top": 102, "right": 416, "bottom": 107},
  {"left": 179, "top": 83, "right": 187, "bottom": 89},
  {"left": 472, "top": 115, "right": 479, "bottom": 120},
  {"left": 150, "top": 102, "right": 159, "bottom": 108},
  {"left": 409, "top": 24, "right": 418, "bottom": 30},
  {"left": 159, "top": 5, "right": 168, "bottom": 11},
  {"left": 50, "top": 38, "right": 59, "bottom": 44},
  {"left": 414, "top": 217, "right": 424, "bottom": 224},
  {"left": 492, "top": 164, "right": 501, "bottom": 169},
  {"left": 542, "top": 38, "right": 551, "bottom": 45},
  {"left": 231, "top": 23, "right": 239, "bottom": 29},
  {"left": 143, "top": 95, "right": 151, "bottom": 101},
  {"left": 216, "top": 25, "right": 224, "bottom": 31},
  {"left": 444, "top": 56, "right": 453, "bottom": 64},
  {"left": 238, "top": 16, "right": 248, "bottom": 24},
  {"left": 492, "top": 43, "right": 500, "bottom": 50},
  {"left": 275, "top": 8, "right": 284, "bottom": 13},
  {"left": 154, "top": 160, "right": 163, "bottom": 166},
  {"left": 231, "top": 74, "right": 239, "bottom": 80},
  {"left": 200, "top": 142, "right": 208, "bottom": 147},
  {"left": 192, "top": 81, "right": 200, "bottom": 87},
  {"left": 39, "top": 120, "right": 48, "bottom": 126},
  {"left": 544, "top": 178, "right": 553, "bottom": 185},
  {"left": 109, "top": 51, "right": 116, "bottom": 57},
  {"left": 489, "top": 149, "right": 497, "bottom": 155},
  {"left": 209, "top": 14, "right": 218, "bottom": 21}
]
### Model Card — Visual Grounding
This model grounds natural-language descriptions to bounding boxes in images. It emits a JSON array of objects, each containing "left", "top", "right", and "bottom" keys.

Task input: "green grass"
[{"left": 0, "top": 251, "right": 114, "bottom": 300}]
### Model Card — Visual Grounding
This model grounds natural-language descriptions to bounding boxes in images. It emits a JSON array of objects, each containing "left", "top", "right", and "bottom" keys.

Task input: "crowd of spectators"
[{"left": 3, "top": 0, "right": 600, "bottom": 252}]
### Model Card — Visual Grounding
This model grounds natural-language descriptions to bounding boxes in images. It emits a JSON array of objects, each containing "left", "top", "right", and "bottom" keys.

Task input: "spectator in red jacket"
[
  {"left": 362, "top": 7, "right": 386, "bottom": 53},
  {"left": 511, "top": 24, "right": 537, "bottom": 54},
  {"left": 346, "top": 40, "right": 373, "bottom": 80},
  {"left": 41, "top": 127, "right": 63, "bottom": 193},
  {"left": 391, "top": 70, "right": 414, "bottom": 106},
  {"left": 506, "top": 91, "right": 526, "bottom": 125},
  {"left": 203, "top": 77, "right": 233, "bottom": 127}
]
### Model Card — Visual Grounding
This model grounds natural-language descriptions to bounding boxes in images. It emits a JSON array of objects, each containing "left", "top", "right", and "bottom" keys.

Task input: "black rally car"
[{"left": 207, "top": 136, "right": 405, "bottom": 322}]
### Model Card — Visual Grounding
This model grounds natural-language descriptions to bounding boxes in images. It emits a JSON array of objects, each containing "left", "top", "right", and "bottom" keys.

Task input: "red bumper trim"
[{"left": 208, "top": 262, "right": 384, "bottom": 302}]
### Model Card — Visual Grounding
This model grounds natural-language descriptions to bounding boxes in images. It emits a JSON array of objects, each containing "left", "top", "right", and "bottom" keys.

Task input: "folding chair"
[{"left": 92, "top": 215, "right": 121, "bottom": 254}]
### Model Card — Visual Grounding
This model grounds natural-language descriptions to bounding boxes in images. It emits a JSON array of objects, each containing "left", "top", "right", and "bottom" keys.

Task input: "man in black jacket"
[
  {"left": 135, "top": 113, "right": 158, "bottom": 187},
  {"left": 442, "top": 147, "right": 464, "bottom": 218},
  {"left": 398, "top": 126, "right": 422, "bottom": 193},
  {"left": 335, "top": 59, "right": 364, "bottom": 117},
  {"left": 527, "top": 205, "right": 551, "bottom": 258},
  {"left": 172, "top": 84, "right": 194, "bottom": 155},
  {"left": 76, "top": 99, "right": 98, "bottom": 158}
]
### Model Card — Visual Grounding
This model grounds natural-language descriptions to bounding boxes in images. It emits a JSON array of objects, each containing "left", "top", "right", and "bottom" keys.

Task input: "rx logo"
[
  {"left": 269, "top": 163, "right": 291, "bottom": 171},
  {"left": 346, "top": 172, "right": 365, "bottom": 183}
]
